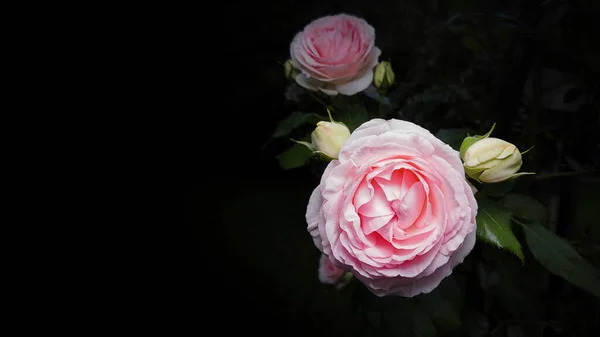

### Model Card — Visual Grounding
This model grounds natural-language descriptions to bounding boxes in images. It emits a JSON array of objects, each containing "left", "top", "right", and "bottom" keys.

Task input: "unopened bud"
[
  {"left": 284, "top": 59, "right": 300, "bottom": 81},
  {"left": 292, "top": 110, "right": 351, "bottom": 160},
  {"left": 462, "top": 137, "right": 533, "bottom": 183},
  {"left": 311, "top": 121, "right": 351, "bottom": 159},
  {"left": 460, "top": 124, "right": 495, "bottom": 161},
  {"left": 373, "top": 61, "right": 395, "bottom": 90}
]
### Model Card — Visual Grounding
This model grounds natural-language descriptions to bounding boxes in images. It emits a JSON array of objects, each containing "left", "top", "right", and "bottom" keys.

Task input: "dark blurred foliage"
[{"left": 185, "top": 0, "right": 600, "bottom": 336}]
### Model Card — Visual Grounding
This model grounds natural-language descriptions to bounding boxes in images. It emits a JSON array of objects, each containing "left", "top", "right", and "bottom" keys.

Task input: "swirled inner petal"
[
  {"left": 353, "top": 178, "right": 373, "bottom": 209},
  {"left": 390, "top": 182, "right": 445, "bottom": 251},
  {"left": 361, "top": 213, "right": 395, "bottom": 235},
  {"left": 408, "top": 199, "right": 433, "bottom": 232},
  {"left": 374, "top": 168, "right": 419, "bottom": 202},
  {"left": 357, "top": 180, "right": 394, "bottom": 217},
  {"left": 313, "top": 35, "right": 331, "bottom": 58},
  {"left": 391, "top": 181, "right": 426, "bottom": 230}
]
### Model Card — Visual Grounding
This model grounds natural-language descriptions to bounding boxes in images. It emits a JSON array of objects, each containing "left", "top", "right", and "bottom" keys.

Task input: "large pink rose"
[
  {"left": 306, "top": 119, "right": 478, "bottom": 297},
  {"left": 290, "top": 14, "right": 381, "bottom": 96}
]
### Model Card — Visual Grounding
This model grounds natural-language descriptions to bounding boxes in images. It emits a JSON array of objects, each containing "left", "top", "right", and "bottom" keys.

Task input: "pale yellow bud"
[
  {"left": 373, "top": 61, "right": 395, "bottom": 90},
  {"left": 463, "top": 137, "right": 533, "bottom": 183},
  {"left": 283, "top": 59, "right": 300, "bottom": 81},
  {"left": 311, "top": 121, "right": 351, "bottom": 159}
]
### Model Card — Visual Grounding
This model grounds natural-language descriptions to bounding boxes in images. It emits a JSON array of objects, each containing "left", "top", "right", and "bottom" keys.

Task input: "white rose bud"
[
  {"left": 292, "top": 110, "right": 351, "bottom": 160},
  {"left": 373, "top": 61, "right": 395, "bottom": 90},
  {"left": 310, "top": 121, "right": 351, "bottom": 159},
  {"left": 462, "top": 137, "right": 533, "bottom": 183}
]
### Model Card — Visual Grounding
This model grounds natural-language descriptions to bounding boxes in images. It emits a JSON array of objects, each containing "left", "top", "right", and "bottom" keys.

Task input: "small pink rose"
[
  {"left": 318, "top": 254, "right": 345, "bottom": 284},
  {"left": 307, "top": 119, "right": 478, "bottom": 297},
  {"left": 290, "top": 14, "right": 381, "bottom": 96}
]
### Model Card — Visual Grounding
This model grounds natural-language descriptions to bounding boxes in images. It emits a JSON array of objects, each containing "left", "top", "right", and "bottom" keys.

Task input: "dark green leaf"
[
  {"left": 435, "top": 128, "right": 470, "bottom": 151},
  {"left": 276, "top": 143, "right": 314, "bottom": 170},
  {"left": 502, "top": 193, "right": 548, "bottom": 224},
  {"left": 271, "top": 111, "right": 322, "bottom": 139},
  {"left": 476, "top": 195, "right": 524, "bottom": 262},
  {"left": 520, "top": 222, "right": 600, "bottom": 298}
]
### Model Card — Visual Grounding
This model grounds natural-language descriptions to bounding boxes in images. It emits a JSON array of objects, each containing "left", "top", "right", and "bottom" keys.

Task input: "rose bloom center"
[{"left": 354, "top": 166, "right": 439, "bottom": 260}]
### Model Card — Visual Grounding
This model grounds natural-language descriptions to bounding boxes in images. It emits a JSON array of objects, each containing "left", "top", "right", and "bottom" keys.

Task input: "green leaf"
[
  {"left": 276, "top": 142, "right": 314, "bottom": 170},
  {"left": 435, "top": 128, "right": 470, "bottom": 151},
  {"left": 460, "top": 36, "right": 484, "bottom": 52},
  {"left": 271, "top": 111, "right": 322, "bottom": 139},
  {"left": 475, "top": 195, "right": 524, "bottom": 262},
  {"left": 502, "top": 193, "right": 548, "bottom": 224},
  {"left": 338, "top": 104, "right": 369, "bottom": 132},
  {"left": 519, "top": 221, "right": 600, "bottom": 298}
]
